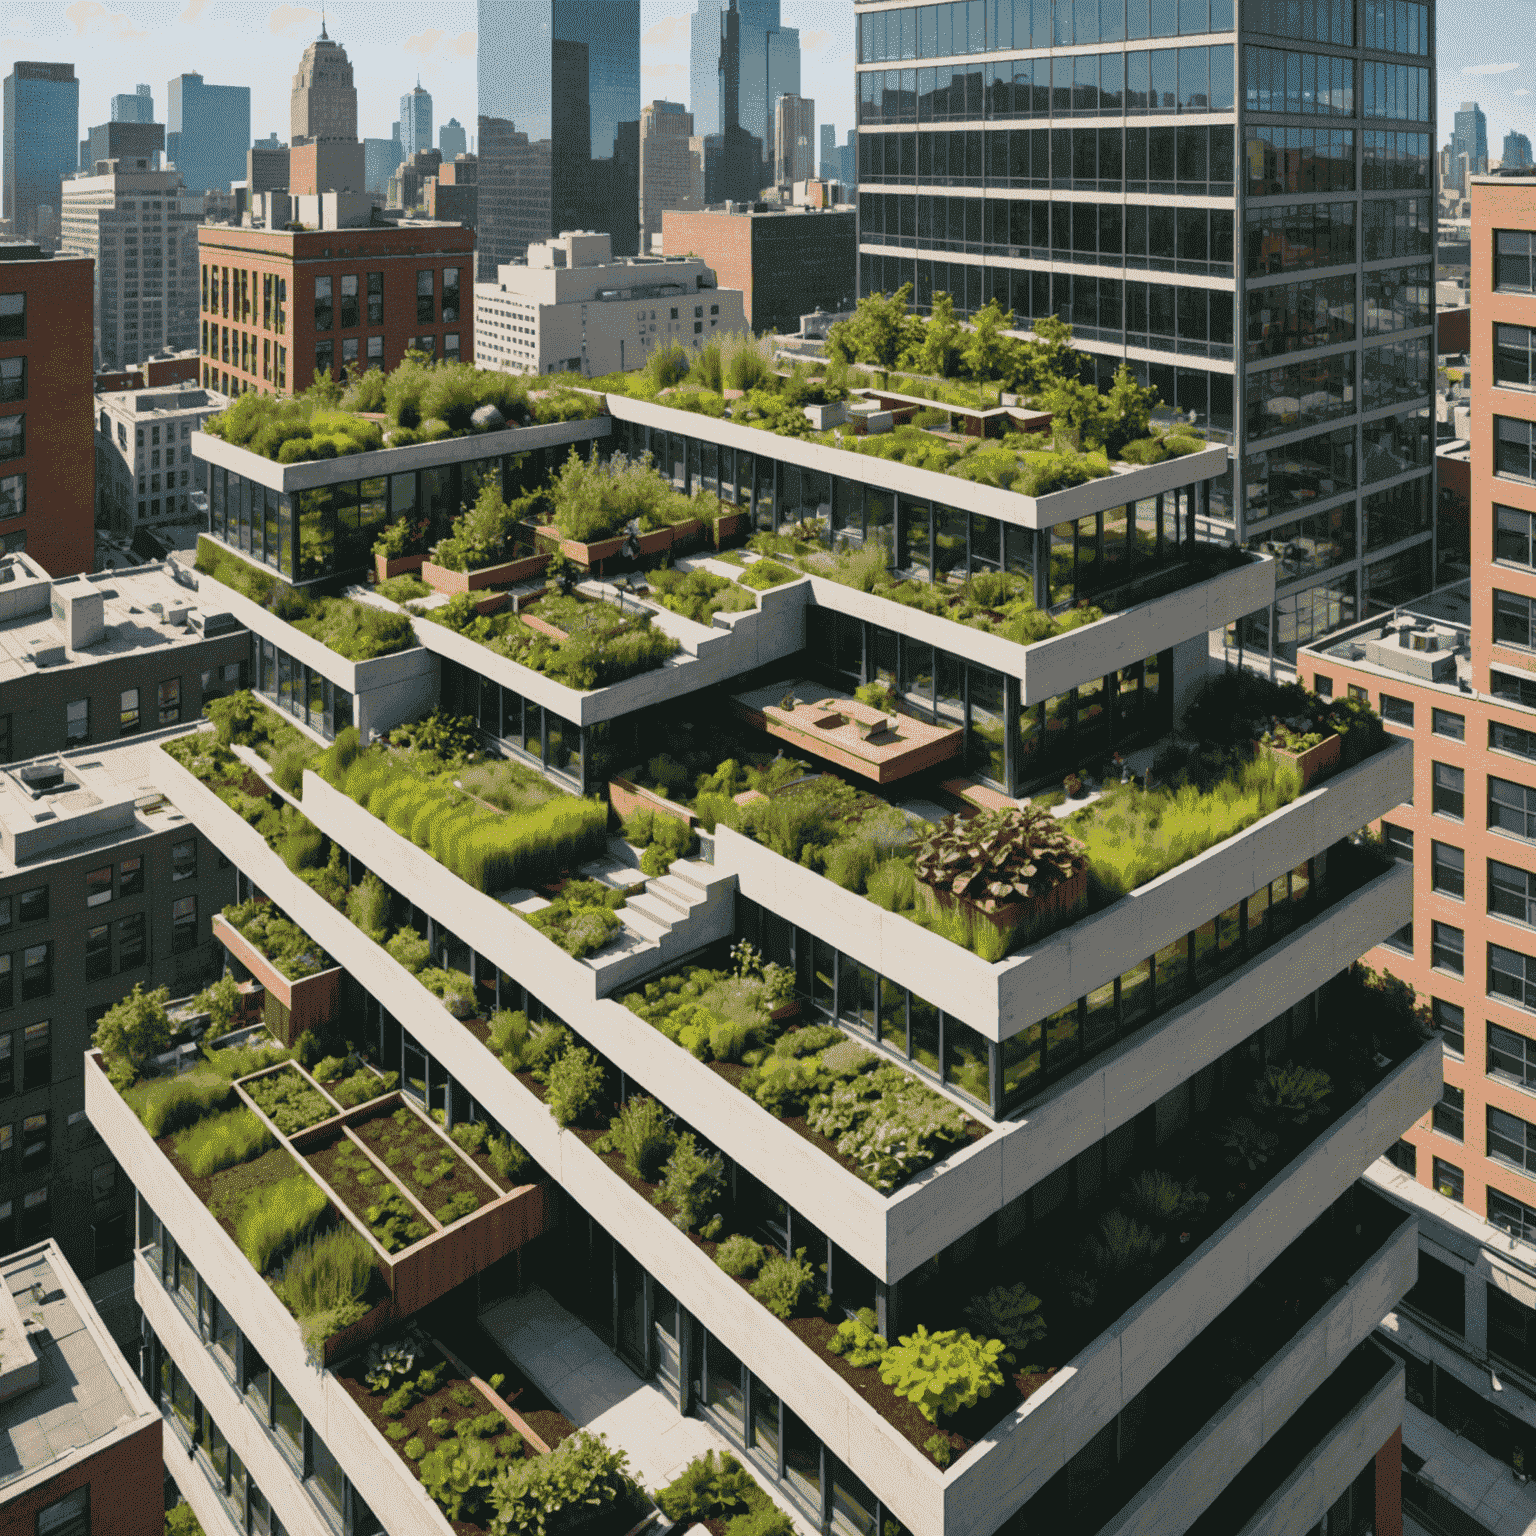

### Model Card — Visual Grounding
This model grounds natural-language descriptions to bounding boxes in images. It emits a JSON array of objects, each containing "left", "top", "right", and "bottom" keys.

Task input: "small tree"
[
  {"left": 195, "top": 974, "right": 243, "bottom": 1037},
  {"left": 94, "top": 983, "right": 172, "bottom": 1088},
  {"left": 307, "top": 369, "right": 344, "bottom": 409},
  {"left": 917, "top": 292, "right": 965, "bottom": 378},
  {"left": 963, "top": 298, "right": 1021, "bottom": 385},
  {"left": 825, "top": 284, "right": 922, "bottom": 373}
]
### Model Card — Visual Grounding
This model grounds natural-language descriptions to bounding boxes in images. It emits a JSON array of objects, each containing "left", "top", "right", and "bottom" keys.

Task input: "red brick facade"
[
  {"left": 195, "top": 223, "right": 475, "bottom": 397},
  {"left": 0, "top": 1418, "right": 161, "bottom": 1536},
  {"left": 0, "top": 254, "right": 95, "bottom": 575},
  {"left": 1376, "top": 1427, "right": 1404, "bottom": 1536}
]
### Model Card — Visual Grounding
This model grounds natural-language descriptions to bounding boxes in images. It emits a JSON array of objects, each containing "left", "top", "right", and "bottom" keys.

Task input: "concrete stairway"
[{"left": 590, "top": 857, "right": 736, "bottom": 994}]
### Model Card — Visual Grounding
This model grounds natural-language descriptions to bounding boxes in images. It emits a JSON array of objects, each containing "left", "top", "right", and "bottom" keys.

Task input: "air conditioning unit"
[{"left": 1409, "top": 631, "right": 1439, "bottom": 653}]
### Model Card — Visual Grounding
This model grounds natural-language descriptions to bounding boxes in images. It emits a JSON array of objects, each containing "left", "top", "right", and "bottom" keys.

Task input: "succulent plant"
[{"left": 912, "top": 806, "right": 1086, "bottom": 913}]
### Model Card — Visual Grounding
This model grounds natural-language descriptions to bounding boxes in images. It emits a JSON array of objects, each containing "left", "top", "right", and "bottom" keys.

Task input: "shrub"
[
  {"left": 94, "top": 983, "right": 172, "bottom": 1088},
  {"left": 488, "top": 1430, "right": 634, "bottom": 1536},
  {"left": 386, "top": 926, "right": 433, "bottom": 974},
  {"left": 420, "top": 1435, "right": 503, "bottom": 1522},
  {"left": 364, "top": 1187, "right": 431, "bottom": 1252},
  {"left": 221, "top": 1174, "right": 329, "bottom": 1273},
  {"left": 524, "top": 891, "right": 623, "bottom": 958},
  {"left": 963, "top": 1283, "right": 1046, "bottom": 1354},
  {"left": 175, "top": 1108, "right": 274, "bottom": 1177},
  {"left": 126, "top": 1066, "right": 234, "bottom": 1138},
  {"left": 739, "top": 559, "right": 798, "bottom": 591},
  {"left": 1082, "top": 1210, "right": 1165, "bottom": 1286},
  {"left": 1222, "top": 1115, "right": 1279, "bottom": 1171},
  {"left": 404, "top": 1437, "right": 426, "bottom": 1461},
  {"left": 924, "top": 1434, "right": 953, "bottom": 1469},
  {"left": 725, "top": 1507, "right": 795, "bottom": 1536},
  {"left": 826, "top": 1309, "right": 889, "bottom": 1366},
  {"left": 547, "top": 449, "right": 696, "bottom": 543},
  {"left": 877, "top": 1327, "right": 1010, "bottom": 1423},
  {"left": 243, "top": 1066, "right": 336, "bottom": 1134},
  {"left": 331, "top": 1069, "right": 389, "bottom": 1109},
  {"left": 597, "top": 1096, "right": 675, "bottom": 1181},
  {"left": 166, "top": 1503, "right": 205, "bottom": 1536},
  {"left": 1121, "top": 1170, "right": 1208, "bottom": 1231},
  {"left": 748, "top": 1247, "right": 816, "bottom": 1319},
  {"left": 1249, "top": 1061, "right": 1333, "bottom": 1126},
  {"left": 487, "top": 1132, "right": 532, "bottom": 1183},
  {"left": 194, "top": 974, "right": 244, "bottom": 1036},
  {"left": 656, "top": 1451, "right": 758, "bottom": 1523},
  {"left": 543, "top": 1046, "right": 606, "bottom": 1128},
  {"left": 277, "top": 1227, "right": 376, "bottom": 1356},
  {"left": 714, "top": 1234, "right": 766, "bottom": 1278},
  {"left": 222, "top": 898, "right": 330, "bottom": 979},
  {"left": 654, "top": 1133, "right": 725, "bottom": 1235},
  {"left": 913, "top": 805, "right": 1085, "bottom": 918}
]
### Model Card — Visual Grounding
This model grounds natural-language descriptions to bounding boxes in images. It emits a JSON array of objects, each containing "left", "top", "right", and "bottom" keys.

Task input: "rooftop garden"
[
  {"left": 219, "top": 897, "right": 332, "bottom": 980},
  {"left": 486, "top": 961, "right": 1430, "bottom": 1464},
  {"left": 201, "top": 355, "right": 604, "bottom": 465},
  {"left": 195, "top": 537, "right": 416, "bottom": 662}
]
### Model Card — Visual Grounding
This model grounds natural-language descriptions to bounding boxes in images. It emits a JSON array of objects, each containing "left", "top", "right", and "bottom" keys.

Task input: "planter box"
[
  {"left": 212, "top": 913, "right": 342, "bottom": 1045},
  {"left": 376, "top": 552, "right": 425, "bottom": 582},
  {"left": 420, "top": 553, "right": 549, "bottom": 595},
  {"left": 521, "top": 613, "right": 570, "bottom": 641},
  {"left": 1258, "top": 732, "right": 1342, "bottom": 791},
  {"left": 537, "top": 524, "right": 625, "bottom": 568},
  {"left": 712, "top": 512, "right": 749, "bottom": 546},
  {"left": 920, "top": 860, "right": 1088, "bottom": 949},
  {"left": 635, "top": 526, "right": 675, "bottom": 557},
  {"left": 608, "top": 775, "right": 695, "bottom": 828}
]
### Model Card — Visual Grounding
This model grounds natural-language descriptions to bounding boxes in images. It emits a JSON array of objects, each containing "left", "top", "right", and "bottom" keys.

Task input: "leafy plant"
[
  {"left": 654, "top": 1133, "right": 725, "bottom": 1235},
  {"left": 193, "top": 974, "right": 244, "bottom": 1035},
  {"left": 963, "top": 1283, "right": 1046, "bottom": 1354},
  {"left": 419, "top": 1434, "right": 504, "bottom": 1521},
  {"left": 877, "top": 1326, "right": 1010, "bottom": 1423},
  {"left": 656, "top": 1451, "right": 757, "bottom": 1524},
  {"left": 912, "top": 805, "right": 1086, "bottom": 915},
  {"left": 1249, "top": 1062, "right": 1333, "bottom": 1126},
  {"left": 1121, "top": 1170, "right": 1209, "bottom": 1231},
  {"left": 596, "top": 1096, "right": 676, "bottom": 1181},
  {"left": 544, "top": 1046, "right": 606, "bottom": 1128},
  {"left": 175, "top": 1108, "right": 274, "bottom": 1177},
  {"left": 243, "top": 1066, "right": 336, "bottom": 1134},
  {"left": 1222, "top": 1115, "right": 1280, "bottom": 1171},
  {"left": 1081, "top": 1210, "right": 1165, "bottom": 1285},
  {"left": 488, "top": 1430, "right": 634, "bottom": 1536},
  {"left": 748, "top": 1248, "right": 817, "bottom": 1318},
  {"left": 365, "top": 1337, "right": 419, "bottom": 1393},
  {"left": 93, "top": 983, "right": 172, "bottom": 1089},
  {"left": 714, "top": 1234, "right": 766, "bottom": 1278},
  {"left": 924, "top": 1433, "right": 953, "bottom": 1469},
  {"left": 826, "top": 1308, "right": 889, "bottom": 1366}
]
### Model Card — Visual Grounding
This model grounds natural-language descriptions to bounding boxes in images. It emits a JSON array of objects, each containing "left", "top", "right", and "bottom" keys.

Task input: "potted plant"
[
  {"left": 913, "top": 805, "right": 1089, "bottom": 951},
  {"left": 1255, "top": 716, "right": 1342, "bottom": 790},
  {"left": 1063, "top": 772, "right": 1084, "bottom": 799}
]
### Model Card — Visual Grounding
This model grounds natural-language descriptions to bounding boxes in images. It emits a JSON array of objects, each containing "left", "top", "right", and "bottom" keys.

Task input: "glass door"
[
  {"left": 653, "top": 1283, "right": 681, "bottom": 1391},
  {"left": 616, "top": 1248, "right": 646, "bottom": 1374}
]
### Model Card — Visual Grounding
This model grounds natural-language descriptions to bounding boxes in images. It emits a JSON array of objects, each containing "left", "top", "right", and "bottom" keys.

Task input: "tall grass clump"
[
  {"left": 175, "top": 1108, "right": 274, "bottom": 1177},
  {"left": 276, "top": 1226, "right": 377, "bottom": 1355},
  {"left": 224, "top": 1175, "right": 329, "bottom": 1273},
  {"left": 125, "top": 1067, "right": 234, "bottom": 1138}
]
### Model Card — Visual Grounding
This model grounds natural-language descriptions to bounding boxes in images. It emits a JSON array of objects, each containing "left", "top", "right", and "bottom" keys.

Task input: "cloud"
[
  {"left": 178, "top": 0, "right": 210, "bottom": 20},
  {"left": 642, "top": 62, "right": 685, "bottom": 79},
  {"left": 1463, "top": 61, "right": 1521, "bottom": 76},
  {"left": 643, "top": 16, "right": 686, "bottom": 48},
  {"left": 801, "top": 29, "right": 832, "bottom": 52},
  {"left": 267, "top": 3, "right": 319, "bottom": 35},
  {"left": 404, "top": 28, "right": 476, "bottom": 58},
  {"left": 64, "top": 1, "right": 148, "bottom": 39}
]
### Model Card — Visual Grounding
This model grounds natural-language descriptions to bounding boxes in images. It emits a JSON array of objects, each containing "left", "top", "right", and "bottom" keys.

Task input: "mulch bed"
[
  {"left": 304, "top": 1132, "right": 426, "bottom": 1250},
  {"left": 349, "top": 1103, "right": 497, "bottom": 1221}
]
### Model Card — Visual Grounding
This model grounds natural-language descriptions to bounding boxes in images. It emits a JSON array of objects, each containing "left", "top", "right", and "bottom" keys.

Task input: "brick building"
[
  {"left": 0, "top": 242, "right": 95, "bottom": 577},
  {"left": 660, "top": 203, "right": 855, "bottom": 334},
  {"left": 94, "top": 383, "right": 229, "bottom": 532},
  {"left": 196, "top": 216, "right": 474, "bottom": 397}
]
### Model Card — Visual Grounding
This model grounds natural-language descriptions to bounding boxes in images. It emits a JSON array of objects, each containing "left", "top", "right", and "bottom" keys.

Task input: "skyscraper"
[
  {"left": 1505, "top": 128, "right": 1533, "bottom": 169},
  {"left": 290, "top": 20, "right": 357, "bottom": 146},
  {"left": 400, "top": 81, "right": 433, "bottom": 163},
  {"left": 477, "top": 0, "right": 641, "bottom": 274},
  {"left": 1450, "top": 100, "right": 1488, "bottom": 190},
  {"left": 773, "top": 92, "right": 814, "bottom": 185},
  {"left": 639, "top": 100, "right": 701, "bottom": 251},
  {"left": 111, "top": 84, "right": 153, "bottom": 123},
  {"left": 2, "top": 62, "right": 79, "bottom": 247},
  {"left": 364, "top": 123, "right": 401, "bottom": 194},
  {"left": 690, "top": 1, "right": 722, "bottom": 137},
  {"left": 856, "top": 0, "right": 1436, "bottom": 663},
  {"left": 165, "top": 72, "right": 251, "bottom": 193},
  {"left": 440, "top": 116, "right": 468, "bottom": 162},
  {"left": 688, "top": 0, "right": 798, "bottom": 157},
  {"left": 820, "top": 121, "right": 837, "bottom": 180}
]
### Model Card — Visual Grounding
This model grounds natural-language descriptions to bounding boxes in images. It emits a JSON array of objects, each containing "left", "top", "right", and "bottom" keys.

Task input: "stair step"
[
  {"left": 624, "top": 894, "right": 682, "bottom": 929},
  {"left": 642, "top": 880, "right": 699, "bottom": 917},
  {"left": 618, "top": 908, "right": 671, "bottom": 944},
  {"left": 666, "top": 858, "right": 717, "bottom": 893}
]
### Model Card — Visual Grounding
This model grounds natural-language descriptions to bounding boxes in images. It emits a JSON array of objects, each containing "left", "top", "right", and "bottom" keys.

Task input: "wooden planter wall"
[
  {"left": 213, "top": 914, "right": 343, "bottom": 1046},
  {"left": 1259, "top": 732, "right": 1342, "bottom": 791}
]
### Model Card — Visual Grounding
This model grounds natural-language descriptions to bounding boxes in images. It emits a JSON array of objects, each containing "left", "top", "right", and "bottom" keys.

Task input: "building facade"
[
  {"left": 95, "top": 383, "right": 229, "bottom": 532},
  {"left": 1451, "top": 101, "right": 1489, "bottom": 192},
  {"left": 196, "top": 218, "right": 475, "bottom": 396},
  {"left": 111, "top": 85, "right": 154, "bottom": 125},
  {"left": 363, "top": 131, "right": 400, "bottom": 196},
  {"left": 84, "top": 120, "right": 164, "bottom": 173},
  {"left": 290, "top": 26, "right": 357, "bottom": 148},
  {"left": 1505, "top": 130, "right": 1533, "bottom": 172},
  {"left": 661, "top": 203, "right": 856, "bottom": 333},
  {"left": 854, "top": 0, "right": 1437, "bottom": 666},
  {"left": 820, "top": 121, "right": 838, "bottom": 180},
  {"left": 439, "top": 118, "right": 468, "bottom": 163},
  {"left": 166, "top": 73, "right": 251, "bottom": 195},
  {"left": 399, "top": 83, "right": 433, "bottom": 165},
  {"left": 60, "top": 159, "right": 202, "bottom": 375},
  {"left": 474, "top": 231, "right": 744, "bottom": 376},
  {"left": 2, "top": 64, "right": 79, "bottom": 249},
  {"left": 773, "top": 92, "right": 815, "bottom": 186},
  {"left": 640, "top": 101, "right": 703, "bottom": 253},
  {"left": 0, "top": 243, "right": 94, "bottom": 577}
]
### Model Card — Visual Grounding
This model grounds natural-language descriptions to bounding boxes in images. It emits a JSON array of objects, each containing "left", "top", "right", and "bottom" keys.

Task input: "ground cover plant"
[
  {"left": 520, "top": 878, "right": 628, "bottom": 959},
  {"left": 655, "top": 1451, "right": 793, "bottom": 1536},
  {"left": 242, "top": 1063, "right": 338, "bottom": 1133},
  {"left": 305, "top": 1133, "right": 431, "bottom": 1253},
  {"left": 220, "top": 897, "right": 332, "bottom": 979},
  {"left": 350, "top": 1104, "right": 496, "bottom": 1225},
  {"left": 644, "top": 566, "right": 756, "bottom": 626}
]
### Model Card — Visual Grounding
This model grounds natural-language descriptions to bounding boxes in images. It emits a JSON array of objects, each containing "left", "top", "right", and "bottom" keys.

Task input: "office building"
[
  {"left": 838, "top": 127, "right": 857, "bottom": 190},
  {"left": 773, "top": 92, "right": 814, "bottom": 186},
  {"left": 400, "top": 81, "right": 433, "bottom": 164},
  {"left": 363, "top": 128, "right": 400, "bottom": 195},
  {"left": 2, "top": 64, "right": 79, "bottom": 248},
  {"left": 111, "top": 84, "right": 153, "bottom": 125},
  {"left": 289, "top": 140, "right": 366, "bottom": 197},
  {"left": 247, "top": 136, "right": 290, "bottom": 199},
  {"left": 475, "top": 230, "right": 743, "bottom": 375},
  {"left": 1450, "top": 100, "right": 1489, "bottom": 192},
  {"left": 388, "top": 148, "right": 442, "bottom": 213},
  {"left": 95, "top": 348, "right": 200, "bottom": 397},
  {"left": 856, "top": 0, "right": 1436, "bottom": 666},
  {"left": 691, "top": 1, "right": 722, "bottom": 141},
  {"left": 165, "top": 73, "right": 251, "bottom": 194},
  {"left": 0, "top": 242, "right": 95, "bottom": 577},
  {"left": 290, "top": 22, "right": 356, "bottom": 148},
  {"left": 197, "top": 213, "right": 474, "bottom": 395},
  {"left": 95, "top": 382, "right": 229, "bottom": 532},
  {"left": 1505, "top": 129, "right": 1533, "bottom": 170},
  {"left": 0, "top": 1239, "right": 161, "bottom": 1529},
  {"left": 60, "top": 159, "right": 202, "bottom": 376},
  {"left": 820, "top": 122, "right": 837, "bottom": 181},
  {"left": 477, "top": 0, "right": 642, "bottom": 271},
  {"left": 83, "top": 120, "right": 164, "bottom": 174},
  {"left": 425, "top": 153, "right": 478, "bottom": 230},
  {"left": 702, "top": 0, "right": 800, "bottom": 154},
  {"left": 440, "top": 117, "right": 468, "bottom": 162},
  {"left": 85, "top": 351, "right": 1435, "bottom": 1536},
  {"left": 640, "top": 101, "right": 703, "bottom": 253},
  {"left": 662, "top": 203, "right": 855, "bottom": 332}
]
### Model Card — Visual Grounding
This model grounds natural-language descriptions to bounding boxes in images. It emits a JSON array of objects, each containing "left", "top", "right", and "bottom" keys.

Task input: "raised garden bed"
[
  {"left": 1257, "top": 730, "right": 1342, "bottom": 791},
  {"left": 214, "top": 913, "right": 343, "bottom": 1045},
  {"left": 376, "top": 552, "right": 426, "bottom": 583},
  {"left": 421, "top": 552, "right": 549, "bottom": 595}
]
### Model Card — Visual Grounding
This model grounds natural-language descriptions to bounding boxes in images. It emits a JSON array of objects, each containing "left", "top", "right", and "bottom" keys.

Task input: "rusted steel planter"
[
  {"left": 375, "top": 552, "right": 425, "bottom": 582},
  {"left": 420, "top": 552, "right": 549, "bottom": 594},
  {"left": 213, "top": 913, "right": 341, "bottom": 1045}
]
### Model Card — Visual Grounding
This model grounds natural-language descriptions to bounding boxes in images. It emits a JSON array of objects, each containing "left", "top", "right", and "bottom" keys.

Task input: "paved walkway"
[
  {"left": 1406, "top": 1400, "right": 1536, "bottom": 1535},
  {"left": 478, "top": 1288, "right": 815, "bottom": 1534}
]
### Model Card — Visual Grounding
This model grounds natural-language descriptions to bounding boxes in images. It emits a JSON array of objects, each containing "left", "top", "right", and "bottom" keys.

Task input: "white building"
[
  {"left": 95, "top": 382, "right": 228, "bottom": 532},
  {"left": 60, "top": 157, "right": 202, "bottom": 372},
  {"left": 474, "top": 230, "right": 746, "bottom": 377}
]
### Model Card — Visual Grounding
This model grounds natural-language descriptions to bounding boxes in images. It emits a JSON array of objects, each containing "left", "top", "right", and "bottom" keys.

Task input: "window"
[
  {"left": 0, "top": 472, "right": 21, "bottom": 522},
  {"left": 1492, "top": 859, "right": 1536, "bottom": 928},
  {"left": 1382, "top": 822, "right": 1413, "bottom": 862},
  {"left": 0, "top": 713, "right": 8, "bottom": 764},
  {"left": 1491, "top": 1021, "right": 1536, "bottom": 1089},
  {"left": 314, "top": 275, "right": 333, "bottom": 331},
  {"left": 366, "top": 335, "right": 383, "bottom": 362},
  {"left": 90, "top": 1162, "right": 114, "bottom": 1203},
  {"left": 1494, "top": 670, "right": 1536, "bottom": 711},
  {"left": 1434, "top": 1155, "right": 1464, "bottom": 1202},
  {"left": 1498, "top": 325, "right": 1536, "bottom": 391},
  {"left": 35, "top": 1486, "right": 88, "bottom": 1536},
  {"left": 1491, "top": 1103, "right": 1536, "bottom": 1173},
  {"left": 0, "top": 294, "right": 24, "bottom": 341},
  {"left": 84, "top": 926, "right": 110, "bottom": 982},
  {"left": 340, "top": 274, "right": 359, "bottom": 329},
  {"left": 1434, "top": 762, "right": 1465, "bottom": 819},
  {"left": 1497, "top": 589, "right": 1536, "bottom": 650},
  {"left": 1498, "top": 505, "right": 1536, "bottom": 568},
  {"left": 84, "top": 867, "right": 112, "bottom": 909},
  {"left": 1493, "top": 719, "right": 1536, "bottom": 760},
  {"left": 21, "top": 1113, "right": 48, "bottom": 1172},
  {"left": 118, "top": 858, "right": 143, "bottom": 897},
  {"left": 1489, "top": 1285, "right": 1536, "bottom": 1378},
  {"left": 1493, "top": 942, "right": 1536, "bottom": 1010},
  {"left": 1432, "top": 842, "right": 1465, "bottom": 898},
  {"left": 442, "top": 268, "right": 460, "bottom": 324},
  {"left": 172, "top": 897, "right": 197, "bottom": 954},
  {"left": 1385, "top": 921, "right": 1413, "bottom": 953},
  {"left": 116, "top": 913, "right": 145, "bottom": 971},
  {"left": 1434, "top": 1083, "right": 1465, "bottom": 1140},
  {"left": 1435, "top": 998, "right": 1465, "bottom": 1055},
  {"left": 20, "top": 947, "right": 49, "bottom": 1002},
  {"left": 1431, "top": 921, "right": 1464, "bottom": 975},
  {"left": 0, "top": 416, "right": 24, "bottom": 463},
  {"left": 1405, "top": 1249, "right": 1466, "bottom": 1334},
  {"left": 1381, "top": 693, "right": 1414, "bottom": 727},
  {"left": 1499, "top": 230, "right": 1536, "bottom": 292},
  {"left": 1386, "top": 1139, "right": 1417, "bottom": 1175},
  {"left": 20, "top": 1186, "right": 47, "bottom": 1241},
  {"left": 1313, "top": 673, "right": 1333, "bottom": 699},
  {"left": 17, "top": 889, "right": 44, "bottom": 924},
  {"left": 417, "top": 269, "right": 434, "bottom": 324},
  {"left": 170, "top": 839, "right": 196, "bottom": 883},
  {"left": 156, "top": 678, "right": 180, "bottom": 726},
  {"left": 1491, "top": 1187, "right": 1536, "bottom": 1246},
  {"left": 366, "top": 272, "right": 383, "bottom": 325},
  {"left": 118, "top": 689, "right": 140, "bottom": 735},
  {"left": 1498, "top": 417, "right": 1536, "bottom": 483},
  {"left": 0, "top": 358, "right": 24, "bottom": 404},
  {"left": 22, "top": 1023, "right": 48, "bottom": 1088},
  {"left": 316, "top": 338, "right": 334, "bottom": 378}
]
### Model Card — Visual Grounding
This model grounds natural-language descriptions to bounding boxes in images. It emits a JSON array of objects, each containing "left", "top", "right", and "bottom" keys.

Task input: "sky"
[{"left": 0, "top": 0, "right": 858, "bottom": 151}]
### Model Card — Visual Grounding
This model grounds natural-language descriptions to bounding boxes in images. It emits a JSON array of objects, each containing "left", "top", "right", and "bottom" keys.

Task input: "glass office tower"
[
  {"left": 3, "top": 62, "right": 79, "bottom": 246},
  {"left": 854, "top": 0, "right": 1436, "bottom": 665},
  {"left": 478, "top": 0, "right": 641, "bottom": 274},
  {"left": 166, "top": 72, "right": 251, "bottom": 193}
]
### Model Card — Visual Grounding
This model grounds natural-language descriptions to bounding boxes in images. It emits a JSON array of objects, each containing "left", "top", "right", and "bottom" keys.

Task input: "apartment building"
[
  {"left": 74, "top": 357, "right": 1443, "bottom": 1536},
  {"left": 0, "top": 241, "right": 94, "bottom": 577},
  {"left": 196, "top": 212, "right": 475, "bottom": 397},
  {"left": 853, "top": 0, "right": 1437, "bottom": 660},
  {"left": 0, "top": 1239, "right": 161, "bottom": 1534},
  {"left": 474, "top": 232, "right": 745, "bottom": 378},
  {"left": 96, "top": 382, "right": 230, "bottom": 532}
]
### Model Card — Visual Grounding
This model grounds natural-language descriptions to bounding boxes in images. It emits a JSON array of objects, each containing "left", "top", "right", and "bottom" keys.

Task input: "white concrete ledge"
[{"left": 715, "top": 736, "right": 1414, "bottom": 1042}]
